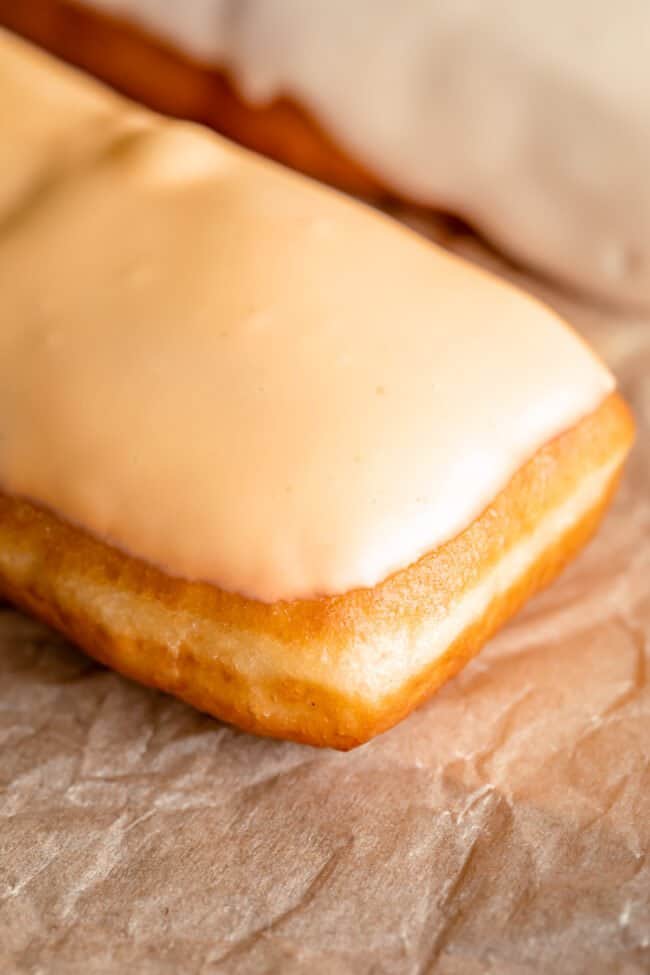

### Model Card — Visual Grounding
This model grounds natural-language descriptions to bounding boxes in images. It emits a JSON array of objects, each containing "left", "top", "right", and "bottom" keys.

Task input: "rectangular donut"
[
  {"left": 0, "top": 31, "right": 634, "bottom": 748},
  {"left": 0, "top": 396, "right": 633, "bottom": 748}
]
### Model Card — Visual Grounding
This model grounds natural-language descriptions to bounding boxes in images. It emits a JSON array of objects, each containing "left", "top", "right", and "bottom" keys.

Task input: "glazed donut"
[
  {"left": 0, "top": 32, "right": 634, "bottom": 748},
  {"left": 1, "top": 0, "right": 650, "bottom": 306}
]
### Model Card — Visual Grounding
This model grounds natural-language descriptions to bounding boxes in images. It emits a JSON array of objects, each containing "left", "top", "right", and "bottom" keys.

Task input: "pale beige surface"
[{"left": 1, "top": 216, "right": 648, "bottom": 973}]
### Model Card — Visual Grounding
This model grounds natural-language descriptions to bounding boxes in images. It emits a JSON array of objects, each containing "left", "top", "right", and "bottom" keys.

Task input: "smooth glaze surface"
[
  {"left": 85, "top": 0, "right": 650, "bottom": 305},
  {"left": 0, "top": 31, "right": 614, "bottom": 602}
]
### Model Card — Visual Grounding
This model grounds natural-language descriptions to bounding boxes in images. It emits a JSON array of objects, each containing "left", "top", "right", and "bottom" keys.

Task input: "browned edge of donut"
[
  {"left": 0, "top": 0, "right": 387, "bottom": 198},
  {"left": 0, "top": 394, "right": 635, "bottom": 749}
]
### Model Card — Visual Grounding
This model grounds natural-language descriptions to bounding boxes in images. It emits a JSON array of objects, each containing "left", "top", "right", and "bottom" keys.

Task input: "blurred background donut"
[{"left": 3, "top": 0, "right": 649, "bottom": 307}]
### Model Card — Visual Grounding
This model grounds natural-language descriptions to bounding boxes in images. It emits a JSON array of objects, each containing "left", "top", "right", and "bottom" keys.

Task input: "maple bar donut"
[
  {"left": 0, "top": 32, "right": 634, "bottom": 748},
  {"left": 2, "top": 0, "right": 650, "bottom": 306}
]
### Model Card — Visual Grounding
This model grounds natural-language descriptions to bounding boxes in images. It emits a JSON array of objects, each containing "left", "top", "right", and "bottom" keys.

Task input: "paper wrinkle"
[{"left": 2, "top": 218, "right": 650, "bottom": 974}]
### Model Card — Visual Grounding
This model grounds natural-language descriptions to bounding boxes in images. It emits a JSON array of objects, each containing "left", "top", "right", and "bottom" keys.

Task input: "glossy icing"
[
  {"left": 85, "top": 0, "right": 650, "bottom": 306},
  {"left": 0, "top": 31, "right": 614, "bottom": 602}
]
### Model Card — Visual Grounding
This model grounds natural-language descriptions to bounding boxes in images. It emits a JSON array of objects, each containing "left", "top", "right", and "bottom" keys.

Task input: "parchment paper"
[{"left": 1, "top": 215, "right": 649, "bottom": 975}]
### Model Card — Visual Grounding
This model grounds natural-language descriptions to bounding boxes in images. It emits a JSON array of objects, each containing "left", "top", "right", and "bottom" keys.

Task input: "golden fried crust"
[
  {"left": 0, "top": 395, "right": 634, "bottom": 748},
  {"left": 0, "top": 0, "right": 384, "bottom": 198}
]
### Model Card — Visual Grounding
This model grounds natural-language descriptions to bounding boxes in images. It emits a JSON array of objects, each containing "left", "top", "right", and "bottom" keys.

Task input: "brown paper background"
[{"left": 1, "top": 214, "right": 649, "bottom": 975}]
